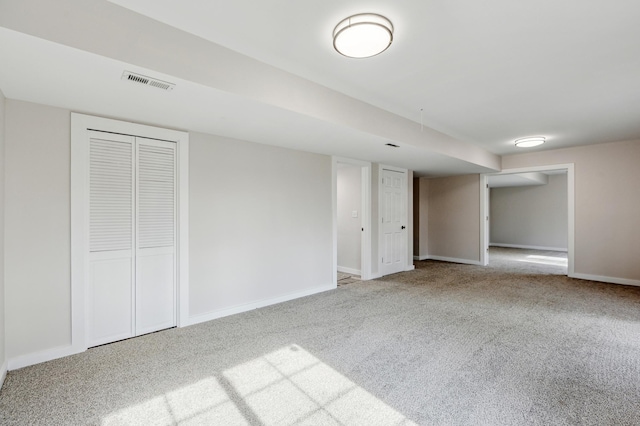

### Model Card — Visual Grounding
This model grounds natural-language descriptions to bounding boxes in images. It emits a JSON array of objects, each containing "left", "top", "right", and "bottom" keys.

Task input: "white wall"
[
  {"left": 337, "top": 166, "right": 361, "bottom": 273},
  {"left": 490, "top": 173, "right": 568, "bottom": 250},
  {"left": 5, "top": 100, "right": 71, "bottom": 360},
  {"left": 3, "top": 100, "right": 335, "bottom": 363},
  {"left": 188, "top": 132, "right": 333, "bottom": 320},
  {"left": 1, "top": 98, "right": 416, "bottom": 365},
  {"left": 503, "top": 140, "right": 640, "bottom": 282},
  {"left": 0, "top": 89, "right": 6, "bottom": 380}
]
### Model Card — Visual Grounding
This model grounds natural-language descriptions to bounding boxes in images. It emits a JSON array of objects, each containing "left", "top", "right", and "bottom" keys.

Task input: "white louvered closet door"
[
  {"left": 88, "top": 132, "right": 177, "bottom": 347},
  {"left": 135, "top": 137, "right": 177, "bottom": 335},
  {"left": 88, "top": 132, "right": 135, "bottom": 347}
]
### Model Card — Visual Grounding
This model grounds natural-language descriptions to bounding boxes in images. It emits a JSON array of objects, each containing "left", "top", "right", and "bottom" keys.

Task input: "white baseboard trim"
[
  {"left": 8, "top": 344, "right": 82, "bottom": 371},
  {"left": 413, "top": 255, "right": 429, "bottom": 261},
  {"left": 490, "top": 243, "right": 568, "bottom": 252},
  {"left": 570, "top": 273, "right": 640, "bottom": 287},
  {"left": 425, "top": 255, "right": 482, "bottom": 266},
  {"left": 337, "top": 266, "right": 361, "bottom": 275},
  {"left": 187, "top": 284, "right": 336, "bottom": 327},
  {"left": 0, "top": 360, "right": 7, "bottom": 390}
]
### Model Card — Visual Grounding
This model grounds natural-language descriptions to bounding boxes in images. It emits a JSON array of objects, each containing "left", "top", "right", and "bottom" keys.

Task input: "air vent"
[{"left": 121, "top": 71, "right": 175, "bottom": 91}]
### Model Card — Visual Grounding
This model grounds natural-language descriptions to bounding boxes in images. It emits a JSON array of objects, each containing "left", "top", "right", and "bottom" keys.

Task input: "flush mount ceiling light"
[
  {"left": 515, "top": 137, "right": 545, "bottom": 148},
  {"left": 333, "top": 13, "right": 394, "bottom": 58}
]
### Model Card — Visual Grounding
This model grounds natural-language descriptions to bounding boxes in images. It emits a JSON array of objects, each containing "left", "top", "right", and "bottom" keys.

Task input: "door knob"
[{"left": 401, "top": 226, "right": 406, "bottom": 229}]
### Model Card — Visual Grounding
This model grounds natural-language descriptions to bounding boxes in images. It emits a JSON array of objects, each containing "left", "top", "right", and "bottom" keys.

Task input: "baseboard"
[
  {"left": 337, "top": 266, "right": 361, "bottom": 275},
  {"left": 8, "top": 344, "right": 82, "bottom": 371},
  {"left": 490, "top": 243, "right": 568, "bottom": 252},
  {"left": 413, "top": 255, "right": 429, "bottom": 261},
  {"left": 570, "top": 273, "right": 640, "bottom": 287},
  {"left": 186, "top": 283, "right": 336, "bottom": 327},
  {"left": 0, "top": 359, "right": 7, "bottom": 390},
  {"left": 425, "top": 255, "right": 482, "bottom": 266}
]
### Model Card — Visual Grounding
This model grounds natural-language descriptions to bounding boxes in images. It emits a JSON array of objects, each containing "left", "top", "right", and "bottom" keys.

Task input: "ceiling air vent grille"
[{"left": 122, "top": 71, "right": 175, "bottom": 91}]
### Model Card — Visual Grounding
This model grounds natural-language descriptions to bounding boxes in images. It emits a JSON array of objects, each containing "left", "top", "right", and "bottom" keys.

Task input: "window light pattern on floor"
[
  {"left": 102, "top": 344, "right": 415, "bottom": 425},
  {"left": 515, "top": 255, "right": 568, "bottom": 267}
]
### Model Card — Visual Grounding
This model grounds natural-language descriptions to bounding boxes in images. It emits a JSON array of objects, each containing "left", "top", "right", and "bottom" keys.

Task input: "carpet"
[{"left": 1, "top": 252, "right": 639, "bottom": 425}]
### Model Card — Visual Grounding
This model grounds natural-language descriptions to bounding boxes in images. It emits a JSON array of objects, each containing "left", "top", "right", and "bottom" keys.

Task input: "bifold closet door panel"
[
  {"left": 136, "top": 247, "right": 175, "bottom": 334},
  {"left": 88, "top": 132, "right": 135, "bottom": 346},
  {"left": 88, "top": 253, "right": 134, "bottom": 346},
  {"left": 135, "top": 138, "right": 177, "bottom": 335}
]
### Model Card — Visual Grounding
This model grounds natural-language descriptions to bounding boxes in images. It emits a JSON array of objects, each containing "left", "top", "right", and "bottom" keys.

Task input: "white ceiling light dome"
[
  {"left": 515, "top": 137, "right": 546, "bottom": 148},
  {"left": 333, "top": 13, "right": 394, "bottom": 58}
]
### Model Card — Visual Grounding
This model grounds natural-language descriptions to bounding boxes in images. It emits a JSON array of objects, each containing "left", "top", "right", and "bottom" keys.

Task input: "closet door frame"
[{"left": 71, "top": 113, "right": 189, "bottom": 354}]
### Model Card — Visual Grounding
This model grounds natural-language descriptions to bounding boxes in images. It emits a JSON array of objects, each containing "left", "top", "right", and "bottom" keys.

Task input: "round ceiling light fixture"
[
  {"left": 333, "top": 13, "right": 394, "bottom": 58},
  {"left": 515, "top": 136, "right": 546, "bottom": 148}
]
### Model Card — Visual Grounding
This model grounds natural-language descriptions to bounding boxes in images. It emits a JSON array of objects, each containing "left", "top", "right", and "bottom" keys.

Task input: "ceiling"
[
  {"left": 488, "top": 170, "right": 566, "bottom": 188},
  {"left": 1, "top": 0, "right": 639, "bottom": 177}
]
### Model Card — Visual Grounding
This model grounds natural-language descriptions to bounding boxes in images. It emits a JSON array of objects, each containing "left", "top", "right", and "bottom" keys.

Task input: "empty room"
[{"left": 1, "top": 1, "right": 639, "bottom": 425}]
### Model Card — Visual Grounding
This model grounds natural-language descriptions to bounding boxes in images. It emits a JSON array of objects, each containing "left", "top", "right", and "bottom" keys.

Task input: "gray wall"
[
  {"left": 490, "top": 174, "right": 568, "bottom": 250},
  {"left": 0, "top": 89, "right": 5, "bottom": 374},
  {"left": 337, "top": 166, "right": 361, "bottom": 273},
  {"left": 503, "top": 140, "right": 640, "bottom": 281},
  {"left": 427, "top": 175, "right": 481, "bottom": 262}
]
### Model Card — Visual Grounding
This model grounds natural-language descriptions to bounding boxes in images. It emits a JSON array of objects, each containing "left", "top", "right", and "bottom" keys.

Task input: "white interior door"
[
  {"left": 135, "top": 138, "right": 176, "bottom": 335},
  {"left": 88, "top": 132, "right": 135, "bottom": 347},
  {"left": 87, "top": 132, "right": 176, "bottom": 347},
  {"left": 381, "top": 169, "right": 406, "bottom": 276}
]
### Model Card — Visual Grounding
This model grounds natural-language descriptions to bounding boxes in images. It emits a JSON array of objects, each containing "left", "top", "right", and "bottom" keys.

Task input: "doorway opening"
[
  {"left": 333, "top": 157, "right": 372, "bottom": 284},
  {"left": 480, "top": 164, "right": 574, "bottom": 276}
]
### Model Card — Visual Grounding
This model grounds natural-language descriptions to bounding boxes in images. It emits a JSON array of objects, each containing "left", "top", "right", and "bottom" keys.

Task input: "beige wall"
[
  {"left": 337, "top": 166, "right": 362, "bottom": 272},
  {"left": 413, "top": 178, "right": 429, "bottom": 258},
  {"left": 0, "top": 89, "right": 6, "bottom": 373},
  {"left": 491, "top": 174, "right": 568, "bottom": 250},
  {"left": 502, "top": 140, "right": 640, "bottom": 281},
  {"left": 427, "top": 175, "right": 481, "bottom": 262},
  {"left": 5, "top": 100, "right": 71, "bottom": 359}
]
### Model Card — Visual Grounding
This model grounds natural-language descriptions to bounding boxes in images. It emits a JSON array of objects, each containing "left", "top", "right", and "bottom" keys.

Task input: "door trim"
[
  {"left": 378, "top": 164, "right": 409, "bottom": 277},
  {"left": 71, "top": 113, "right": 189, "bottom": 354},
  {"left": 480, "top": 163, "right": 574, "bottom": 276}
]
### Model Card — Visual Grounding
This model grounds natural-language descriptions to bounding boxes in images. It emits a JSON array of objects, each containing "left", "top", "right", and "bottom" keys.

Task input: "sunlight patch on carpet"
[
  {"left": 101, "top": 345, "right": 415, "bottom": 425},
  {"left": 516, "top": 255, "right": 568, "bottom": 266}
]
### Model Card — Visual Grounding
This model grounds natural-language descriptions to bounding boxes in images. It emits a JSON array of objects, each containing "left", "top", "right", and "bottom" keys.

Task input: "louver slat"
[
  {"left": 90, "top": 138, "right": 133, "bottom": 252},
  {"left": 138, "top": 143, "right": 175, "bottom": 249}
]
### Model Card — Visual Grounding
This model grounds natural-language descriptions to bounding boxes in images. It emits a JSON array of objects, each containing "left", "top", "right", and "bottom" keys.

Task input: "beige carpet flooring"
[
  {"left": 488, "top": 246, "right": 568, "bottom": 275},
  {"left": 337, "top": 272, "right": 360, "bottom": 286},
  {"left": 1, "top": 252, "right": 639, "bottom": 425}
]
